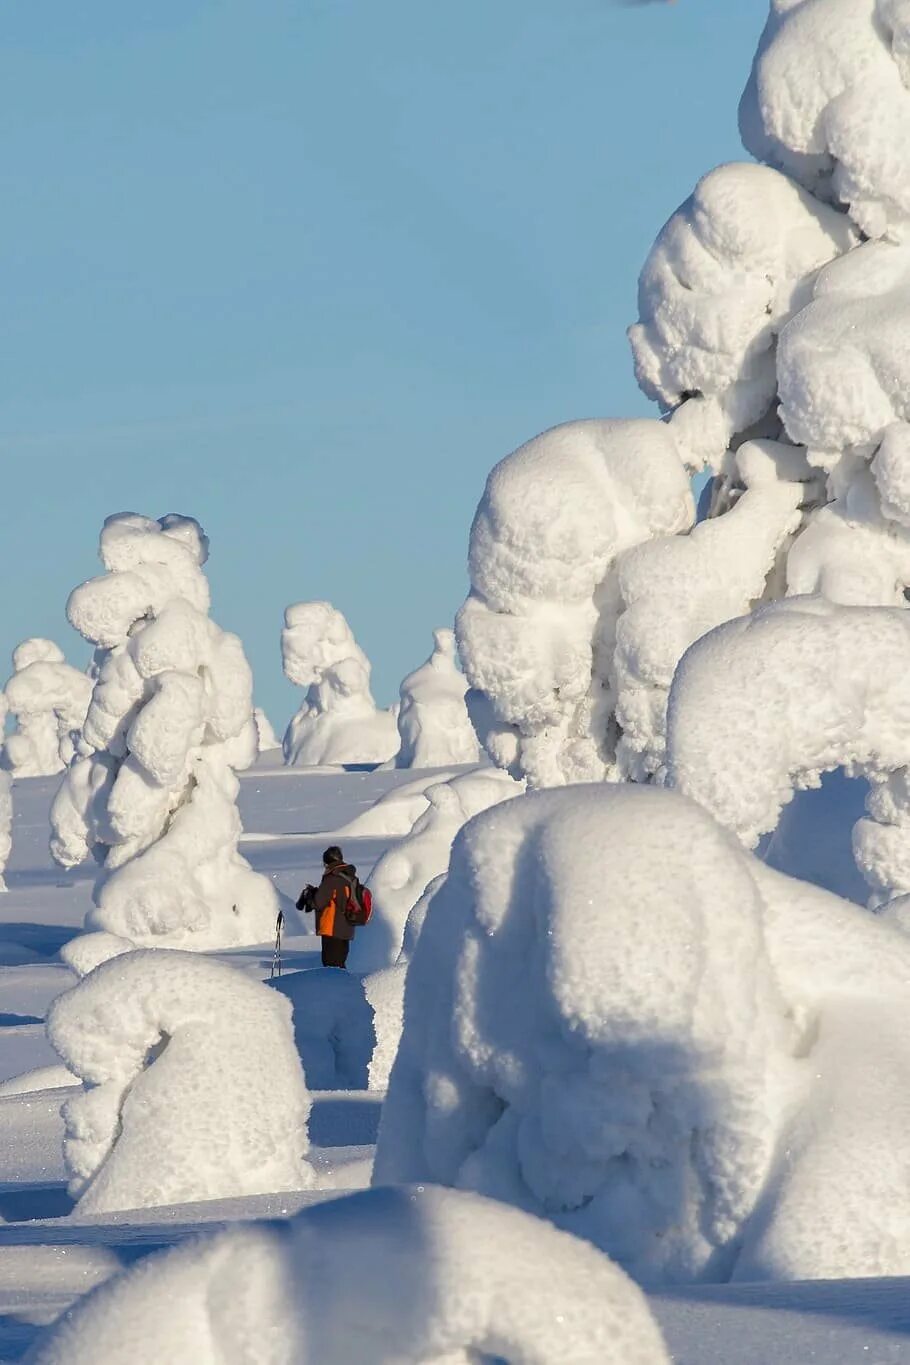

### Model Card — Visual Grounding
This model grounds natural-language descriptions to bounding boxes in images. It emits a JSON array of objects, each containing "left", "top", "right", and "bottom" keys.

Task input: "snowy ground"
[{"left": 1, "top": 757, "right": 908, "bottom": 1362}]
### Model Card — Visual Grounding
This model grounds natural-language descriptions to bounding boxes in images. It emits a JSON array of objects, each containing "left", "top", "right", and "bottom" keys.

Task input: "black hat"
[{"left": 323, "top": 845, "right": 344, "bottom": 866}]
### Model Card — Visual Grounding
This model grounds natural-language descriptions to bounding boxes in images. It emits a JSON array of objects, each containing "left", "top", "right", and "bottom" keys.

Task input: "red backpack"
[{"left": 339, "top": 871, "right": 373, "bottom": 927}]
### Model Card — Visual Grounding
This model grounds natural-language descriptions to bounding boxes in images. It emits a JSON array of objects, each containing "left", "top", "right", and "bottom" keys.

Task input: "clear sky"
[{"left": 2, "top": 0, "right": 768, "bottom": 729}]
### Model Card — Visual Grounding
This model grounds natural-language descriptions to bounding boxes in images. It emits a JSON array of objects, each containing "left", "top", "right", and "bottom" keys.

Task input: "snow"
[
  {"left": 281, "top": 601, "right": 399, "bottom": 767},
  {"left": 393, "top": 629, "right": 480, "bottom": 769},
  {"left": 665, "top": 595, "right": 910, "bottom": 902},
  {"left": 348, "top": 766, "right": 522, "bottom": 974},
  {"left": 629, "top": 162, "right": 855, "bottom": 469},
  {"left": 2, "top": 640, "right": 92, "bottom": 778},
  {"left": 456, "top": 419, "right": 693, "bottom": 788},
  {"left": 25, "top": 1185, "right": 670, "bottom": 1365},
  {"left": 46, "top": 948, "right": 313, "bottom": 1214},
  {"left": 741, "top": 0, "right": 910, "bottom": 242},
  {"left": 50, "top": 513, "right": 278, "bottom": 950},
  {"left": 253, "top": 708, "right": 280, "bottom": 752},
  {"left": 376, "top": 782, "right": 910, "bottom": 1284},
  {"left": 0, "top": 769, "right": 11, "bottom": 892}
]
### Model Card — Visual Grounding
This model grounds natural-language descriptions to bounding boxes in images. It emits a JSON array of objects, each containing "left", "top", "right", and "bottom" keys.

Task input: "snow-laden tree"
[
  {"left": 50, "top": 513, "right": 278, "bottom": 949},
  {"left": 377, "top": 784, "right": 910, "bottom": 1283},
  {"left": 0, "top": 770, "right": 10, "bottom": 893},
  {"left": 253, "top": 707, "right": 281, "bottom": 753},
  {"left": 457, "top": 0, "right": 910, "bottom": 797},
  {"left": 2, "top": 639, "right": 92, "bottom": 778},
  {"left": 394, "top": 628, "right": 480, "bottom": 769},
  {"left": 47, "top": 949, "right": 313, "bottom": 1214},
  {"left": 281, "top": 600, "right": 399, "bottom": 766}
]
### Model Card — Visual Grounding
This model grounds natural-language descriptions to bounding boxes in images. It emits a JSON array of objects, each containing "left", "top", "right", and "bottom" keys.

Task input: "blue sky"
[{"left": 2, "top": 0, "right": 768, "bottom": 728}]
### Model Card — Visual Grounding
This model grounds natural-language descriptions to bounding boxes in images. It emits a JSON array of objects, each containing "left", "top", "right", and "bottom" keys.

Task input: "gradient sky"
[{"left": 2, "top": 0, "right": 768, "bottom": 729}]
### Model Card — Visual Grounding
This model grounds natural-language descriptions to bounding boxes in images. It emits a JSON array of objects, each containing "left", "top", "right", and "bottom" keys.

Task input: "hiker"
[{"left": 297, "top": 845, "right": 364, "bottom": 969}]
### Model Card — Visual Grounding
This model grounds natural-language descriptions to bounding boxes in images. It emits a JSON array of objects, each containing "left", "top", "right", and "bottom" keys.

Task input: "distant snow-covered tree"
[
  {"left": 394, "top": 628, "right": 480, "bottom": 769},
  {"left": 50, "top": 513, "right": 277, "bottom": 950},
  {"left": 2, "top": 639, "right": 92, "bottom": 778},
  {"left": 281, "top": 600, "right": 399, "bottom": 766}
]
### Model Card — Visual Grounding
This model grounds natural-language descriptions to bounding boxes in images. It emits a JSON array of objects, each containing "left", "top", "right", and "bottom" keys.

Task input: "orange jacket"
[{"left": 310, "top": 863, "right": 357, "bottom": 940}]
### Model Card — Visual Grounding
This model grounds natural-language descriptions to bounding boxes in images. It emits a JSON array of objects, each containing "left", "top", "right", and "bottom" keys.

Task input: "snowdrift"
[
  {"left": 375, "top": 784, "right": 910, "bottom": 1283},
  {"left": 26, "top": 1185, "right": 670, "bottom": 1365}
]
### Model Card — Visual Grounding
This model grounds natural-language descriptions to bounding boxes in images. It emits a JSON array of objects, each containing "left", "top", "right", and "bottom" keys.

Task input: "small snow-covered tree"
[
  {"left": 254, "top": 707, "right": 281, "bottom": 752},
  {"left": 47, "top": 949, "right": 313, "bottom": 1215},
  {"left": 0, "top": 770, "right": 10, "bottom": 893},
  {"left": 50, "top": 513, "right": 277, "bottom": 949},
  {"left": 281, "top": 600, "right": 399, "bottom": 766},
  {"left": 457, "top": 0, "right": 910, "bottom": 806},
  {"left": 394, "top": 628, "right": 480, "bottom": 769},
  {"left": 2, "top": 639, "right": 92, "bottom": 777},
  {"left": 28, "top": 1186, "right": 670, "bottom": 1365}
]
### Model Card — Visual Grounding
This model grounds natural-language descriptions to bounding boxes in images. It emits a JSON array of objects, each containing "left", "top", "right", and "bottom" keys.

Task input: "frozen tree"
[
  {"left": 394, "top": 628, "right": 480, "bottom": 769},
  {"left": 28, "top": 1186, "right": 670, "bottom": 1365},
  {"left": 254, "top": 707, "right": 281, "bottom": 753},
  {"left": 47, "top": 950, "right": 313, "bottom": 1215},
  {"left": 281, "top": 601, "right": 399, "bottom": 766},
  {"left": 2, "top": 639, "right": 92, "bottom": 778},
  {"left": 0, "top": 770, "right": 10, "bottom": 893},
  {"left": 376, "top": 783, "right": 910, "bottom": 1283},
  {"left": 50, "top": 513, "right": 278, "bottom": 949},
  {"left": 457, "top": 0, "right": 910, "bottom": 800}
]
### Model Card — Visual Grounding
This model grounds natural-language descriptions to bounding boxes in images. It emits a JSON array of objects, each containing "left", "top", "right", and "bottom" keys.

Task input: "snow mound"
[
  {"left": 348, "top": 766, "right": 522, "bottom": 974},
  {"left": 0, "top": 770, "right": 10, "bottom": 893},
  {"left": 46, "top": 949, "right": 312, "bottom": 1214},
  {"left": 50, "top": 513, "right": 277, "bottom": 950},
  {"left": 254, "top": 708, "right": 280, "bottom": 752},
  {"left": 394, "top": 629, "right": 480, "bottom": 768},
  {"left": 629, "top": 162, "right": 854, "bottom": 468},
  {"left": 282, "top": 601, "right": 399, "bottom": 766},
  {"left": 376, "top": 782, "right": 910, "bottom": 1283},
  {"left": 666, "top": 595, "right": 910, "bottom": 903},
  {"left": 26, "top": 1185, "right": 670, "bottom": 1365},
  {"left": 741, "top": 0, "right": 910, "bottom": 242},
  {"left": 2, "top": 638, "right": 92, "bottom": 777},
  {"left": 333, "top": 769, "right": 464, "bottom": 838},
  {"left": 456, "top": 419, "right": 693, "bottom": 788}
]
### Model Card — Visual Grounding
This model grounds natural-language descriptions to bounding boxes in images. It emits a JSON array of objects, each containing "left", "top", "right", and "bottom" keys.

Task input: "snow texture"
[
  {"left": 376, "top": 783, "right": 910, "bottom": 1283},
  {"left": 26, "top": 1185, "right": 670, "bottom": 1365},
  {"left": 0, "top": 770, "right": 10, "bottom": 892},
  {"left": 741, "top": 0, "right": 910, "bottom": 243},
  {"left": 348, "top": 766, "right": 523, "bottom": 974},
  {"left": 456, "top": 419, "right": 693, "bottom": 789},
  {"left": 2, "top": 638, "right": 93, "bottom": 777},
  {"left": 50, "top": 513, "right": 277, "bottom": 950},
  {"left": 254, "top": 708, "right": 280, "bottom": 752},
  {"left": 666, "top": 595, "right": 910, "bottom": 904},
  {"left": 46, "top": 948, "right": 313, "bottom": 1214},
  {"left": 393, "top": 629, "right": 480, "bottom": 769},
  {"left": 282, "top": 601, "right": 399, "bottom": 767},
  {"left": 271, "top": 964, "right": 405, "bottom": 1091}
]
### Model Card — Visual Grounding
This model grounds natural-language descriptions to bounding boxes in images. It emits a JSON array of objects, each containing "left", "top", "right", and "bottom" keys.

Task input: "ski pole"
[{"left": 270, "top": 909, "right": 283, "bottom": 979}]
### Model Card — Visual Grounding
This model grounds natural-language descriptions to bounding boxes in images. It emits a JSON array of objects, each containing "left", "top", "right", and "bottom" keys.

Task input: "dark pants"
[{"left": 321, "top": 936, "right": 350, "bottom": 969}]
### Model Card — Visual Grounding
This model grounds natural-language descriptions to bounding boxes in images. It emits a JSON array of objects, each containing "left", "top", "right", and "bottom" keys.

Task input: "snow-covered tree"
[
  {"left": 2, "top": 639, "right": 92, "bottom": 778},
  {"left": 28, "top": 1186, "right": 670, "bottom": 1365},
  {"left": 47, "top": 949, "right": 312, "bottom": 1215},
  {"left": 457, "top": 0, "right": 910, "bottom": 802},
  {"left": 281, "top": 600, "right": 399, "bottom": 766},
  {"left": 376, "top": 783, "right": 910, "bottom": 1282},
  {"left": 50, "top": 513, "right": 278, "bottom": 949},
  {"left": 393, "top": 628, "right": 480, "bottom": 769},
  {"left": 253, "top": 707, "right": 280, "bottom": 753}
]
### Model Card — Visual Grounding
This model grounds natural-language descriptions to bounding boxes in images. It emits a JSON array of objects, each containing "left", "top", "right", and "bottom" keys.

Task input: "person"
[{"left": 297, "top": 845, "right": 359, "bottom": 969}]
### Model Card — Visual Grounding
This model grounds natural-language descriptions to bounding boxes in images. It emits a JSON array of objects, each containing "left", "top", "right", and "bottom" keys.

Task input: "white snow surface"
[
  {"left": 348, "top": 766, "right": 523, "bottom": 974},
  {"left": 393, "top": 629, "right": 480, "bottom": 769},
  {"left": 2, "top": 639, "right": 93, "bottom": 778},
  {"left": 25, "top": 1185, "right": 670, "bottom": 1365},
  {"left": 282, "top": 601, "right": 399, "bottom": 767},
  {"left": 666, "top": 595, "right": 910, "bottom": 903},
  {"left": 270, "top": 964, "right": 405, "bottom": 1091},
  {"left": 254, "top": 708, "right": 281, "bottom": 752},
  {"left": 0, "top": 769, "right": 11, "bottom": 892},
  {"left": 741, "top": 0, "right": 910, "bottom": 242},
  {"left": 456, "top": 419, "right": 693, "bottom": 789},
  {"left": 46, "top": 948, "right": 313, "bottom": 1214},
  {"left": 50, "top": 513, "right": 277, "bottom": 950},
  {"left": 375, "top": 783, "right": 910, "bottom": 1284}
]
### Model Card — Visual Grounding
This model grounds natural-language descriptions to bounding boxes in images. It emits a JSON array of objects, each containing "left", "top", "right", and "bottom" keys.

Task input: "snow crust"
[
  {"left": 376, "top": 783, "right": 910, "bottom": 1283},
  {"left": 741, "top": 0, "right": 910, "bottom": 242},
  {"left": 666, "top": 596, "right": 910, "bottom": 904},
  {"left": 393, "top": 629, "right": 479, "bottom": 769},
  {"left": 27, "top": 1185, "right": 670, "bottom": 1364},
  {"left": 456, "top": 419, "right": 693, "bottom": 789},
  {"left": 348, "top": 767, "right": 522, "bottom": 974},
  {"left": 282, "top": 601, "right": 399, "bottom": 766},
  {"left": 2, "top": 639, "right": 92, "bottom": 778},
  {"left": 50, "top": 513, "right": 277, "bottom": 950},
  {"left": 46, "top": 949, "right": 313, "bottom": 1214}
]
